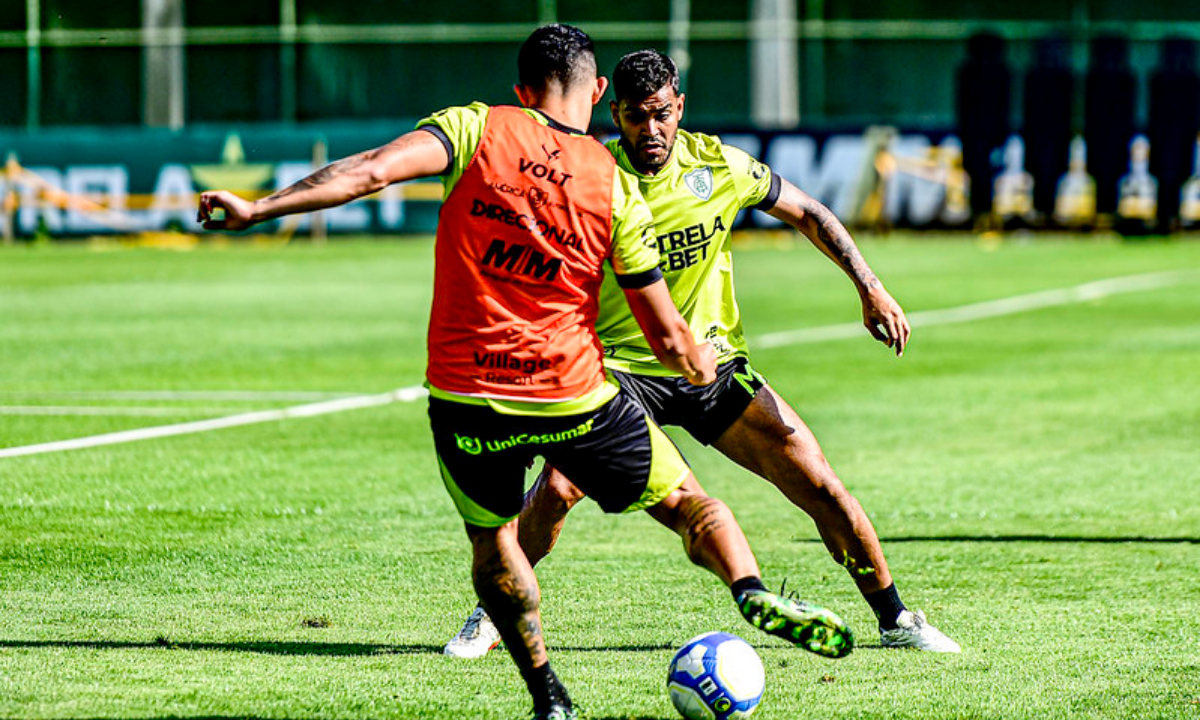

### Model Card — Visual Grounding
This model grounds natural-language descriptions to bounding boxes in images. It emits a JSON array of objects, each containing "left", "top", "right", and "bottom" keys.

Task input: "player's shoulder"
[
  {"left": 673, "top": 129, "right": 728, "bottom": 165},
  {"left": 604, "top": 136, "right": 621, "bottom": 158},
  {"left": 674, "top": 130, "right": 760, "bottom": 171},
  {"left": 440, "top": 100, "right": 492, "bottom": 117},
  {"left": 418, "top": 101, "right": 491, "bottom": 129}
]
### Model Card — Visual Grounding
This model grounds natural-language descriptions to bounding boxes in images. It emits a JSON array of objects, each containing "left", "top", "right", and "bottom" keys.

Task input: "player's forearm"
[
  {"left": 623, "top": 282, "right": 716, "bottom": 385},
  {"left": 646, "top": 317, "right": 708, "bottom": 382},
  {"left": 768, "top": 180, "right": 882, "bottom": 296},
  {"left": 250, "top": 151, "right": 387, "bottom": 224},
  {"left": 796, "top": 203, "right": 881, "bottom": 296}
]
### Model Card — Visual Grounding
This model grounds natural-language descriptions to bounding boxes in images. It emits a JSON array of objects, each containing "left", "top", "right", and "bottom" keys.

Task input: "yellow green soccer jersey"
[{"left": 598, "top": 129, "right": 779, "bottom": 375}]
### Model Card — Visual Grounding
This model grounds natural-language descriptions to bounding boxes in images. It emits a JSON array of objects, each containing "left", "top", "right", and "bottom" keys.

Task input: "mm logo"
[
  {"left": 455, "top": 434, "right": 483, "bottom": 455},
  {"left": 482, "top": 239, "right": 562, "bottom": 281}
]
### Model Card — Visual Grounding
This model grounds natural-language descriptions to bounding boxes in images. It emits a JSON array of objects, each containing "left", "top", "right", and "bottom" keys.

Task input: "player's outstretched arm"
[
  {"left": 197, "top": 130, "right": 449, "bottom": 231},
  {"left": 623, "top": 280, "right": 717, "bottom": 386},
  {"left": 766, "top": 177, "right": 911, "bottom": 356}
]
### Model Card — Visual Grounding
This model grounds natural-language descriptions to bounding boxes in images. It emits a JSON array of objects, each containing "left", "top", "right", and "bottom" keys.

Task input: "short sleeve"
[
  {"left": 723, "top": 143, "right": 778, "bottom": 211},
  {"left": 416, "top": 102, "right": 491, "bottom": 195},
  {"left": 609, "top": 169, "right": 661, "bottom": 280}
]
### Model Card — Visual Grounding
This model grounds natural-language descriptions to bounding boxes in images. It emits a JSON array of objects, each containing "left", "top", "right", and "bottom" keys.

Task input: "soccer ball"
[{"left": 667, "top": 632, "right": 765, "bottom": 720}]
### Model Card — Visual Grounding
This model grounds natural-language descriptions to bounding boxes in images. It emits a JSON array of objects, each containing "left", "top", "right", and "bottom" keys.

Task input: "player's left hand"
[{"left": 861, "top": 285, "right": 910, "bottom": 356}]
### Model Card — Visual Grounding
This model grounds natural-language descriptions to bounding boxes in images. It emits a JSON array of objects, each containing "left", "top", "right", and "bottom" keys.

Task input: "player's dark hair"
[
  {"left": 612, "top": 50, "right": 680, "bottom": 103},
  {"left": 518, "top": 23, "right": 597, "bottom": 92}
]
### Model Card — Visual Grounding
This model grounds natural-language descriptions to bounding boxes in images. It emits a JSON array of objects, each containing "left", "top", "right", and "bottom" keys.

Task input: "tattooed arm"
[
  {"left": 766, "top": 177, "right": 911, "bottom": 355},
  {"left": 197, "top": 130, "right": 449, "bottom": 231}
]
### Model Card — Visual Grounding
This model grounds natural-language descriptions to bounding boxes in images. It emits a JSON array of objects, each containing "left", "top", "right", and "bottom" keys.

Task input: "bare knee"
[
  {"left": 804, "top": 469, "right": 853, "bottom": 509},
  {"left": 544, "top": 467, "right": 586, "bottom": 506},
  {"left": 527, "top": 466, "right": 586, "bottom": 515},
  {"left": 763, "top": 443, "right": 857, "bottom": 514}
]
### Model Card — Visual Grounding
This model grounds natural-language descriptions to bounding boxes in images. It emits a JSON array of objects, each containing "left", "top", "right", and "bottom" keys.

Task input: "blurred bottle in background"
[
  {"left": 1116, "top": 135, "right": 1158, "bottom": 235},
  {"left": 1180, "top": 135, "right": 1200, "bottom": 228},
  {"left": 1054, "top": 136, "right": 1097, "bottom": 228},
  {"left": 937, "top": 136, "right": 973, "bottom": 227},
  {"left": 993, "top": 135, "right": 1035, "bottom": 227}
]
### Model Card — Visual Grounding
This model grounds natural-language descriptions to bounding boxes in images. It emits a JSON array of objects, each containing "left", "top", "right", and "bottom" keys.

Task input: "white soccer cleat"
[
  {"left": 879, "top": 610, "right": 961, "bottom": 653},
  {"left": 443, "top": 606, "right": 501, "bottom": 658}
]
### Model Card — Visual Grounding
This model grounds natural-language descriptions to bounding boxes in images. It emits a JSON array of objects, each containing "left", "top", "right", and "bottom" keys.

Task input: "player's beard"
[{"left": 624, "top": 137, "right": 671, "bottom": 174}]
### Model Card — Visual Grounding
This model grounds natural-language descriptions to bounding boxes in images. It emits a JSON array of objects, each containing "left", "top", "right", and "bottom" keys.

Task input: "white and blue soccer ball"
[{"left": 667, "top": 632, "right": 765, "bottom": 720}]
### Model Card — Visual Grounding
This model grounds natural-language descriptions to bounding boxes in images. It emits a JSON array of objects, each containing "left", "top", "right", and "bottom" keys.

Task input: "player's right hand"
[
  {"left": 685, "top": 342, "right": 718, "bottom": 387},
  {"left": 197, "top": 190, "right": 258, "bottom": 231},
  {"left": 861, "top": 284, "right": 910, "bottom": 357}
]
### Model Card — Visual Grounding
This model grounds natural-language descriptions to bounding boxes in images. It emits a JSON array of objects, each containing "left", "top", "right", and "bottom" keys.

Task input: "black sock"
[
  {"left": 863, "top": 584, "right": 906, "bottom": 630},
  {"left": 730, "top": 576, "right": 768, "bottom": 602},
  {"left": 520, "top": 662, "right": 571, "bottom": 711}
]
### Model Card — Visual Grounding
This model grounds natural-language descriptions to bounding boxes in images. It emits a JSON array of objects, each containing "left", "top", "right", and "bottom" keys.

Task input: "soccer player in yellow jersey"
[{"left": 445, "top": 50, "right": 960, "bottom": 658}]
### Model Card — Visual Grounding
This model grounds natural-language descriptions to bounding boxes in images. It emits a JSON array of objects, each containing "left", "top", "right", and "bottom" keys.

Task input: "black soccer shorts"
[
  {"left": 610, "top": 357, "right": 767, "bottom": 445},
  {"left": 428, "top": 388, "right": 691, "bottom": 528}
]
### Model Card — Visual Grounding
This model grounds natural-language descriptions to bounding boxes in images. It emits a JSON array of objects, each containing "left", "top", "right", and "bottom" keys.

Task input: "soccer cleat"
[
  {"left": 880, "top": 609, "right": 961, "bottom": 653},
  {"left": 737, "top": 590, "right": 854, "bottom": 659},
  {"left": 442, "top": 606, "right": 501, "bottom": 658},
  {"left": 532, "top": 703, "right": 577, "bottom": 720}
]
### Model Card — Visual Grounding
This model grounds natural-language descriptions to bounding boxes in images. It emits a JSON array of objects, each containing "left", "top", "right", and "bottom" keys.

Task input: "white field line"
[
  {"left": 0, "top": 390, "right": 364, "bottom": 402},
  {"left": 2, "top": 269, "right": 1195, "bottom": 460},
  {"left": 752, "top": 269, "right": 1200, "bottom": 349},
  {"left": 0, "top": 405, "right": 249, "bottom": 417},
  {"left": 0, "top": 385, "right": 428, "bottom": 459}
]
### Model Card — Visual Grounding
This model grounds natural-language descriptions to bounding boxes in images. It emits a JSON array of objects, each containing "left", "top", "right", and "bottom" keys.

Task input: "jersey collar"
[{"left": 530, "top": 109, "right": 587, "bottom": 136}]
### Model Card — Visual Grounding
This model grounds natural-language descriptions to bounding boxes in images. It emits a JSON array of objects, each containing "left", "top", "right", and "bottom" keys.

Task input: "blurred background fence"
[{"left": 3, "top": 0, "right": 1200, "bottom": 237}]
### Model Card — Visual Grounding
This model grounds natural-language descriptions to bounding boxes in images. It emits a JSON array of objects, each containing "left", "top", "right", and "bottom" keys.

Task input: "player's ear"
[
  {"left": 610, "top": 99, "right": 621, "bottom": 127},
  {"left": 591, "top": 76, "right": 610, "bottom": 106},
  {"left": 513, "top": 83, "right": 532, "bottom": 107},
  {"left": 676, "top": 92, "right": 686, "bottom": 119}
]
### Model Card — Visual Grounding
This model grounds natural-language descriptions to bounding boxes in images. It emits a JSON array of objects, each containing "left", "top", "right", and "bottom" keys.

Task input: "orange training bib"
[{"left": 426, "top": 106, "right": 617, "bottom": 401}]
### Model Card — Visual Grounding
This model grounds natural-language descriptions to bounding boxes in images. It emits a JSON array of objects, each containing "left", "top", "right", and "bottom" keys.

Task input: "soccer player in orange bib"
[{"left": 199, "top": 25, "right": 853, "bottom": 720}]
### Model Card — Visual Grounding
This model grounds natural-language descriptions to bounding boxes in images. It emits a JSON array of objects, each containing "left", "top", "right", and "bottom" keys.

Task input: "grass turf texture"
[{"left": 1, "top": 235, "right": 1198, "bottom": 719}]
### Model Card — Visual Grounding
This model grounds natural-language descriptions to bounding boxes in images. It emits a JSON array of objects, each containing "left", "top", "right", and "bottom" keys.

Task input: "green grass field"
[{"left": 2, "top": 234, "right": 1198, "bottom": 719}]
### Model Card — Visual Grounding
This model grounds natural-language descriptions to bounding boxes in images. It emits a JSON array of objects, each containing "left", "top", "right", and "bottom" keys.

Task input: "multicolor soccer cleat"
[
  {"left": 880, "top": 609, "right": 961, "bottom": 653},
  {"left": 532, "top": 703, "right": 577, "bottom": 720},
  {"left": 443, "top": 606, "right": 501, "bottom": 658},
  {"left": 737, "top": 590, "right": 855, "bottom": 659}
]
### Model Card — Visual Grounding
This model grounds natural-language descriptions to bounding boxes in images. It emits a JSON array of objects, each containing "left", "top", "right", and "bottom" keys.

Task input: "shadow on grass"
[
  {"left": 0, "top": 639, "right": 688, "bottom": 655},
  {"left": 0, "top": 639, "right": 441, "bottom": 656},
  {"left": 551, "top": 642, "right": 677, "bottom": 653},
  {"left": 795, "top": 535, "right": 1199, "bottom": 544}
]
